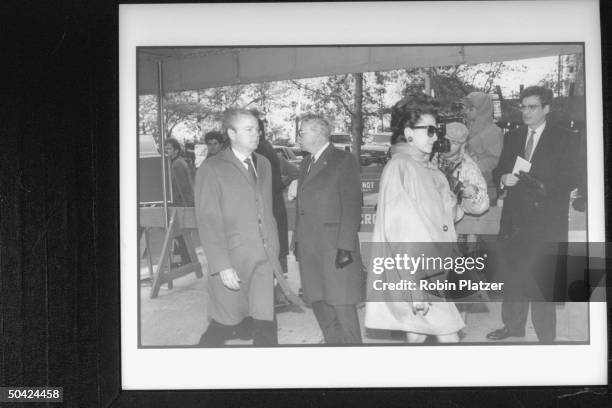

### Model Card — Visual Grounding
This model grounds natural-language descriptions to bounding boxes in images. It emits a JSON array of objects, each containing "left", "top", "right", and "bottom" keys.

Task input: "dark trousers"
[
  {"left": 311, "top": 301, "right": 362, "bottom": 344},
  {"left": 500, "top": 240, "right": 557, "bottom": 343},
  {"left": 198, "top": 316, "right": 278, "bottom": 347},
  {"left": 501, "top": 301, "right": 556, "bottom": 343}
]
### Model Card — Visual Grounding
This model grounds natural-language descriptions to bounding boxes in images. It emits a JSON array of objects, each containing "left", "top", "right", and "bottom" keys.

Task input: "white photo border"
[{"left": 120, "top": 1, "right": 607, "bottom": 389}]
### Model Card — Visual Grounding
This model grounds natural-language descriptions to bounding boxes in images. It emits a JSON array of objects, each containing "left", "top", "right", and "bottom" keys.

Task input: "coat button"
[
  {"left": 300, "top": 210, "right": 304, "bottom": 215},
  {"left": 443, "top": 225, "right": 448, "bottom": 231},
  {"left": 534, "top": 202, "right": 539, "bottom": 207}
]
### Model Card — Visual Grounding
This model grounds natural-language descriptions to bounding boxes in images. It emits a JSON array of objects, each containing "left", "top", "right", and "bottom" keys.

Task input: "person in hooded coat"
[{"left": 461, "top": 92, "right": 503, "bottom": 204}]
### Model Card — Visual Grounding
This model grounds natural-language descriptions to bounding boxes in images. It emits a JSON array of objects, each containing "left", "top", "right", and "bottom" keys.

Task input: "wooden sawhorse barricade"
[{"left": 140, "top": 206, "right": 203, "bottom": 298}]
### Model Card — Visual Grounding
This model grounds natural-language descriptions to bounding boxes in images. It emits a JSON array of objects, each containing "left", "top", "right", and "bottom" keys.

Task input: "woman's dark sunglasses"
[{"left": 411, "top": 125, "right": 442, "bottom": 138}]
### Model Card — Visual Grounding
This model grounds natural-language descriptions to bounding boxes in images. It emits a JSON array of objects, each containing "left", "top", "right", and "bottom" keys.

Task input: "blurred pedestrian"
[
  {"left": 461, "top": 92, "right": 503, "bottom": 204},
  {"left": 204, "top": 130, "right": 225, "bottom": 158}
]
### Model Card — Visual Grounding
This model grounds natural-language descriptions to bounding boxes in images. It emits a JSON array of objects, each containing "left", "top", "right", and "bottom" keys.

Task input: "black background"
[{"left": 0, "top": 1, "right": 609, "bottom": 407}]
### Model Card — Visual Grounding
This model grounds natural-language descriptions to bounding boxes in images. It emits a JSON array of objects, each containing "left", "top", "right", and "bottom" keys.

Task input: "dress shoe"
[
  {"left": 233, "top": 317, "right": 253, "bottom": 340},
  {"left": 198, "top": 320, "right": 230, "bottom": 346},
  {"left": 486, "top": 327, "right": 525, "bottom": 340}
]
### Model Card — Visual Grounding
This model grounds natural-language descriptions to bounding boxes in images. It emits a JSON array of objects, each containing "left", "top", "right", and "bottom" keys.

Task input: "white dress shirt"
[
  {"left": 500, "top": 121, "right": 546, "bottom": 190},
  {"left": 525, "top": 121, "right": 546, "bottom": 161},
  {"left": 232, "top": 148, "right": 257, "bottom": 176}
]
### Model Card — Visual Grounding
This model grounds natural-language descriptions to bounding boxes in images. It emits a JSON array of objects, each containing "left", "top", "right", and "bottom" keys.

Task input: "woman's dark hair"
[
  {"left": 164, "top": 137, "right": 182, "bottom": 155},
  {"left": 390, "top": 93, "right": 440, "bottom": 145}
]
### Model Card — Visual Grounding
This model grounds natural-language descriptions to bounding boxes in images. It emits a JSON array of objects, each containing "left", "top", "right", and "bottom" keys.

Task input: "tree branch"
[{"left": 290, "top": 80, "right": 354, "bottom": 115}]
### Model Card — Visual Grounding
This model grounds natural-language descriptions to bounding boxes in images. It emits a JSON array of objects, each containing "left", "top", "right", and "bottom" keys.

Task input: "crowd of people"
[{"left": 155, "top": 85, "right": 585, "bottom": 346}]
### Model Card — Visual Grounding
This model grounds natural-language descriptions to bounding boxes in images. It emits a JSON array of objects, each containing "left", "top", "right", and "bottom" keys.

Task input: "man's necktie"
[
  {"left": 244, "top": 157, "right": 257, "bottom": 182},
  {"left": 525, "top": 129, "right": 536, "bottom": 161}
]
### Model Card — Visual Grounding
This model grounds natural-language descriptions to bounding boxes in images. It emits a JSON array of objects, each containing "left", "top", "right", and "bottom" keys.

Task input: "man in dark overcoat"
[
  {"left": 195, "top": 108, "right": 282, "bottom": 346},
  {"left": 487, "top": 86, "right": 582, "bottom": 343},
  {"left": 293, "top": 113, "right": 364, "bottom": 344}
]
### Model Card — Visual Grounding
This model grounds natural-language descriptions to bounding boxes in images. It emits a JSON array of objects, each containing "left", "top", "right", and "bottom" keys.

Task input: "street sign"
[
  {"left": 360, "top": 206, "right": 377, "bottom": 232},
  {"left": 360, "top": 174, "right": 380, "bottom": 194}
]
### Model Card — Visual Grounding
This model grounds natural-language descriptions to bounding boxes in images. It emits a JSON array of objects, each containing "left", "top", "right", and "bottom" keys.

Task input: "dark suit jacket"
[
  {"left": 493, "top": 122, "right": 582, "bottom": 300},
  {"left": 256, "top": 139, "right": 289, "bottom": 258},
  {"left": 194, "top": 148, "right": 280, "bottom": 324},
  {"left": 294, "top": 144, "right": 364, "bottom": 305},
  {"left": 493, "top": 122, "right": 582, "bottom": 243}
]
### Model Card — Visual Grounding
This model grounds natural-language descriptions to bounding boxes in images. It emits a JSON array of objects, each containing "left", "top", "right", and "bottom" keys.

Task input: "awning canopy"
[{"left": 137, "top": 44, "right": 583, "bottom": 95}]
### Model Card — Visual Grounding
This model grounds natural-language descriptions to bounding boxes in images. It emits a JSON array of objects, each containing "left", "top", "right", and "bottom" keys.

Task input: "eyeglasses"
[
  {"left": 518, "top": 104, "right": 542, "bottom": 112},
  {"left": 411, "top": 125, "right": 440, "bottom": 138}
]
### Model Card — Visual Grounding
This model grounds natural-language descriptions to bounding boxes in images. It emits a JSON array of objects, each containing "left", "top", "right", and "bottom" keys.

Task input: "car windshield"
[
  {"left": 331, "top": 134, "right": 352, "bottom": 144},
  {"left": 370, "top": 134, "right": 391, "bottom": 144}
]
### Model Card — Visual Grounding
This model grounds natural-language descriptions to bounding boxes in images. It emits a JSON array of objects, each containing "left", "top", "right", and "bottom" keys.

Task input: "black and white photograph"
[
  {"left": 5, "top": 1, "right": 612, "bottom": 405},
  {"left": 120, "top": 1, "right": 607, "bottom": 390},
  {"left": 136, "top": 44, "right": 591, "bottom": 348}
]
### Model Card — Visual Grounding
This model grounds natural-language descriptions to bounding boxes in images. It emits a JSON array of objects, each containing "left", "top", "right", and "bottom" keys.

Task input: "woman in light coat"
[{"left": 364, "top": 94, "right": 466, "bottom": 343}]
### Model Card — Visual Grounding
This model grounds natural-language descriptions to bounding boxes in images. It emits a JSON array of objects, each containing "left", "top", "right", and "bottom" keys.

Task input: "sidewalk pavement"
[{"left": 139, "top": 246, "right": 588, "bottom": 347}]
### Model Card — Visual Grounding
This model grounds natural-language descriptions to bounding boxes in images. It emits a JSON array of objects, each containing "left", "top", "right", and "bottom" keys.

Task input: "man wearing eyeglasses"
[
  {"left": 293, "top": 113, "right": 364, "bottom": 344},
  {"left": 487, "top": 86, "right": 582, "bottom": 343}
]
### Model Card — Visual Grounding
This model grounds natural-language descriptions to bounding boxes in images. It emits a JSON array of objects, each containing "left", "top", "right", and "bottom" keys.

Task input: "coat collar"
[
  {"left": 219, "top": 147, "right": 262, "bottom": 188},
  {"left": 301, "top": 143, "right": 335, "bottom": 186}
]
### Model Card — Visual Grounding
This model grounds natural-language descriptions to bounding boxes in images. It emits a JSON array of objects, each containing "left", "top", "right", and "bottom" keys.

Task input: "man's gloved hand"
[
  {"left": 335, "top": 249, "right": 353, "bottom": 269},
  {"left": 517, "top": 170, "right": 546, "bottom": 196}
]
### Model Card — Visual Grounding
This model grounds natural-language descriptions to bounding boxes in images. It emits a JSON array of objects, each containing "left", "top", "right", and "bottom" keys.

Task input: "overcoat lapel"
[
  {"left": 516, "top": 127, "right": 528, "bottom": 159},
  {"left": 302, "top": 144, "right": 334, "bottom": 186},
  {"left": 254, "top": 152, "right": 264, "bottom": 191},
  {"left": 298, "top": 154, "right": 311, "bottom": 185},
  {"left": 221, "top": 148, "right": 257, "bottom": 188}
]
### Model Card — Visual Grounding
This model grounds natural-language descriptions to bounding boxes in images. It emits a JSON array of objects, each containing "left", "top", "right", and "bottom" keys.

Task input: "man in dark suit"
[
  {"left": 487, "top": 86, "right": 582, "bottom": 343},
  {"left": 293, "top": 113, "right": 364, "bottom": 344},
  {"left": 251, "top": 112, "right": 292, "bottom": 306},
  {"left": 194, "top": 108, "right": 283, "bottom": 346}
]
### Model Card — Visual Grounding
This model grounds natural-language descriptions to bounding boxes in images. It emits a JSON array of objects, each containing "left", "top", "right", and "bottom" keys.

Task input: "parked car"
[
  {"left": 359, "top": 151, "right": 378, "bottom": 166},
  {"left": 366, "top": 132, "right": 392, "bottom": 147},
  {"left": 273, "top": 145, "right": 302, "bottom": 165},
  {"left": 330, "top": 132, "right": 353, "bottom": 151},
  {"left": 361, "top": 132, "right": 391, "bottom": 165}
]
